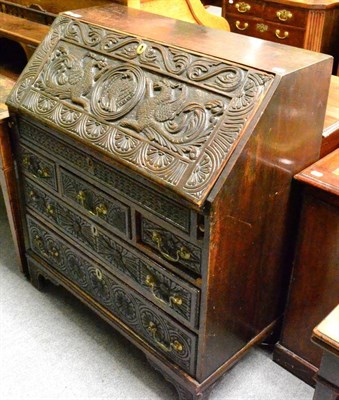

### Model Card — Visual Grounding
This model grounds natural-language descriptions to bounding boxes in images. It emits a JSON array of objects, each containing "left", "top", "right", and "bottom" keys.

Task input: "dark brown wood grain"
[{"left": 274, "top": 150, "right": 339, "bottom": 386}]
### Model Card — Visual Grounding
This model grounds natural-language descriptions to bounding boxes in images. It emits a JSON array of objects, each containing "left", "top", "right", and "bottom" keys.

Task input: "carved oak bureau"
[{"left": 6, "top": 4, "right": 333, "bottom": 399}]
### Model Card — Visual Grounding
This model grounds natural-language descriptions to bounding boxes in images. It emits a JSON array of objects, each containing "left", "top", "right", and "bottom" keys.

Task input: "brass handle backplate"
[
  {"left": 275, "top": 29, "right": 289, "bottom": 39},
  {"left": 276, "top": 9, "right": 293, "bottom": 21},
  {"left": 256, "top": 23, "right": 268, "bottom": 33},
  {"left": 235, "top": 2, "right": 251, "bottom": 13},
  {"left": 151, "top": 231, "right": 191, "bottom": 263},
  {"left": 147, "top": 322, "right": 183, "bottom": 353},
  {"left": 235, "top": 21, "right": 249, "bottom": 31},
  {"left": 145, "top": 274, "right": 183, "bottom": 307}
]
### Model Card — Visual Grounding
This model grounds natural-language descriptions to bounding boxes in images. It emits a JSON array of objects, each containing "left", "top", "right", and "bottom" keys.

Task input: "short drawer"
[
  {"left": 227, "top": 15, "right": 263, "bottom": 37},
  {"left": 60, "top": 168, "right": 130, "bottom": 239},
  {"left": 26, "top": 224, "right": 197, "bottom": 375},
  {"left": 224, "top": 0, "right": 264, "bottom": 17},
  {"left": 18, "top": 119, "right": 191, "bottom": 233},
  {"left": 260, "top": 21, "right": 305, "bottom": 47},
  {"left": 264, "top": 4, "right": 307, "bottom": 28},
  {"left": 24, "top": 183, "right": 200, "bottom": 328},
  {"left": 19, "top": 144, "right": 58, "bottom": 192},
  {"left": 140, "top": 217, "right": 202, "bottom": 275}
]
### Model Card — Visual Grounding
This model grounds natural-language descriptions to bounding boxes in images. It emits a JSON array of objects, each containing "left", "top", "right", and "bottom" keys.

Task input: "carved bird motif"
[
  {"left": 38, "top": 46, "right": 107, "bottom": 111},
  {"left": 119, "top": 78, "right": 187, "bottom": 138},
  {"left": 98, "top": 71, "right": 137, "bottom": 113}
]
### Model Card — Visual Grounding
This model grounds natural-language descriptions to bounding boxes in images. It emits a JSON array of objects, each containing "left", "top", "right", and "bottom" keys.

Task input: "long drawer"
[
  {"left": 24, "top": 179, "right": 200, "bottom": 329},
  {"left": 25, "top": 217, "right": 197, "bottom": 375}
]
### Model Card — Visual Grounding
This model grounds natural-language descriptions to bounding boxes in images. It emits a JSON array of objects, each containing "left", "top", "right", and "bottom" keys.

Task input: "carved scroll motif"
[{"left": 11, "top": 15, "right": 274, "bottom": 203}]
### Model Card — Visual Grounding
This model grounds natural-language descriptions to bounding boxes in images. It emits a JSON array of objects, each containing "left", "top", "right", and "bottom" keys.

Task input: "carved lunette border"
[{"left": 8, "top": 16, "right": 274, "bottom": 205}]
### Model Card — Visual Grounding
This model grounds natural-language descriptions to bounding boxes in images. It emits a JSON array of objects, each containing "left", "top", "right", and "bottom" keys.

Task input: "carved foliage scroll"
[{"left": 9, "top": 15, "right": 274, "bottom": 203}]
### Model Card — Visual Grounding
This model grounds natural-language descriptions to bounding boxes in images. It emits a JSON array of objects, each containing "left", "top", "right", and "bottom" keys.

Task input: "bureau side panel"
[{"left": 196, "top": 57, "right": 333, "bottom": 380}]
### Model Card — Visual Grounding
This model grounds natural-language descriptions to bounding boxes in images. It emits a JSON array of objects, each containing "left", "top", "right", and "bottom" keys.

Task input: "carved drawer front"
[
  {"left": 26, "top": 218, "right": 197, "bottom": 375},
  {"left": 19, "top": 119, "right": 191, "bottom": 233},
  {"left": 60, "top": 168, "right": 130, "bottom": 239},
  {"left": 24, "top": 182, "right": 200, "bottom": 328},
  {"left": 140, "top": 218, "right": 202, "bottom": 276},
  {"left": 19, "top": 144, "right": 58, "bottom": 192}
]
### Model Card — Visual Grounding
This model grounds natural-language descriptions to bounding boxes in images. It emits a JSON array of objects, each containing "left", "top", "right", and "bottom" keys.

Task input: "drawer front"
[
  {"left": 264, "top": 4, "right": 307, "bottom": 28},
  {"left": 18, "top": 119, "right": 191, "bottom": 233},
  {"left": 24, "top": 181, "right": 200, "bottom": 328},
  {"left": 60, "top": 168, "right": 130, "bottom": 239},
  {"left": 227, "top": 15, "right": 263, "bottom": 37},
  {"left": 19, "top": 145, "right": 58, "bottom": 192},
  {"left": 259, "top": 21, "right": 305, "bottom": 47},
  {"left": 227, "top": 15, "right": 305, "bottom": 47},
  {"left": 26, "top": 225, "right": 197, "bottom": 375},
  {"left": 224, "top": 1, "right": 264, "bottom": 17},
  {"left": 140, "top": 217, "right": 202, "bottom": 275}
]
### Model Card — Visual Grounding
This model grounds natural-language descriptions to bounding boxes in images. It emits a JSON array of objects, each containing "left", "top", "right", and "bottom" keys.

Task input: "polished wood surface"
[
  {"left": 0, "top": 74, "right": 26, "bottom": 272},
  {"left": 274, "top": 149, "right": 339, "bottom": 385},
  {"left": 7, "top": 4, "right": 333, "bottom": 398},
  {"left": 321, "top": 75, "right": 339, "bottom": 157},
  {"left": 313, "top": 305, "right": 339, "bottom": 355},
  {"left": 222, "top": 0, "right": 339, "bottom": 73}
]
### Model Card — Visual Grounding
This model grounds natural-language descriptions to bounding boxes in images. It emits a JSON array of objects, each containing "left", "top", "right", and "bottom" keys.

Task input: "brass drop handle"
[
  {"left": 275, "top": 29, "right": 289, "bottom": 39},
  {"left": 76, "top": 190, "right": 107, "bottom": 217},
  {"left": 151, "top": 231, "right": 191, "bottom": 263},
  {"left": 235, "top": 21, "right": 249, "bottom": 31},
  {"left": 145, "top": 274, "right": 183, "bottom": 307},
  {"left": 94, "top": 203, "right": 108, "bottom": 217},
  {"left": 37, "top": 168, "right": 51, "bottom": 178},
  {"left": 276, "top": 9, "right": 293, "bottom": 21},
  {"left": 235, "top": 2, "right": 251, "bottom": 13},
  {"left": 23, "top": 155, "right": 51, "bottom": 179},
  {"left": 147, "top": 322, "right": 183, "bottom": 353},
  {"left": 76, "top": 190, "right": 86, "bottom": 206}
]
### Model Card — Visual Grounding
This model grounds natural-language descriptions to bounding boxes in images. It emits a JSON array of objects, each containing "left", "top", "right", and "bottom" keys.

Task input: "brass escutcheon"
[
  {"left": 256, "top": 23, "right": 268, "bottom": 33},
  {"left": 137, "top": 43, "right": 147, "bottom": 55},
  {"left": 95, "top": 268, "right": 103, "bottom": 280},
  {"left": 276, "top": 9, "right": 293, "bottom": 21},
  {"left": 235, "top": 2, "right": 251, "bottom": 13}
]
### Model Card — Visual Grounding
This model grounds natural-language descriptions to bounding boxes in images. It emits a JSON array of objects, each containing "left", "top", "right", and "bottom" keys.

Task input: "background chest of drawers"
[
  {"left": 6, "top": 4, "right": 333, "bottom": 399},
  {"left": 222, "top": 0, "right": 339, "bottom": 73}
]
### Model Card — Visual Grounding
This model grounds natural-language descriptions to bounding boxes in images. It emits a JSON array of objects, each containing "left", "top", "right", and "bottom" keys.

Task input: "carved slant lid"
[{"left": 7, "top": 12, "right": 275, "bottom": 206}]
